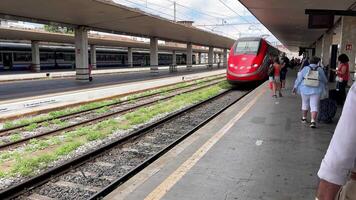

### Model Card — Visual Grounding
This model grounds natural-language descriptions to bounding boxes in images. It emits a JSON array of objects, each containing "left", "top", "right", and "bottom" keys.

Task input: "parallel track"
[
  {"left": 0, "top": 88, "right": 252, "bottom": 200},
  {"left": 0, "top": 75, "right": 224, "bottom": 135},
  {"left": 0, "top": 79, "right": 225, "bottom": 150}
]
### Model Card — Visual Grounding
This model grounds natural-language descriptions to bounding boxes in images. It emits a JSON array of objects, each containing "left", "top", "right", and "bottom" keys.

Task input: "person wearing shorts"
[
  {"left": 293, "top": 56, "right": 328, "bottom": 128},
  {"left": 271, "top": 57, "right": 282, "bottom": 98}
]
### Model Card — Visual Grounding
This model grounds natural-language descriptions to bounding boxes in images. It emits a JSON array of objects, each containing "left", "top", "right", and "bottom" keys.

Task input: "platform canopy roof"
[
  {"left": 0, "top": 28, "right": 220, "bottom": 53},
  {"left": 239, "top": 0, "right": 356, "bottom": 51},
  {"left": 0, "top": 0, "right": 235, "bottom": 49}
]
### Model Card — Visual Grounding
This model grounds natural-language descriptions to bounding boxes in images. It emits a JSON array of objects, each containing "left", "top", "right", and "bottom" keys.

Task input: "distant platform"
[
  {"left": 0, "top": 65, "right": 212, "bottom": 82},
  {"left": 0, "top": 65, "right": 223, "bottom": 101},
  {"left": 0, "top": 69, "right": 225, "bottom": 120},
  {"left": 105, "top": 71, "right": 339, "bottom": 200}
]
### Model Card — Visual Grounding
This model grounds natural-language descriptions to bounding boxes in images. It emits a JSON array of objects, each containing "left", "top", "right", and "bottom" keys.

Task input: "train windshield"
[{"left": 234, "top": 41, "right": 260, "bottom": 55}]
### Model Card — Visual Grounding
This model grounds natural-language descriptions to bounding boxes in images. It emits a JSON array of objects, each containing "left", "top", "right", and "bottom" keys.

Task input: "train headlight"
[
  {"left": 246, "top": 66, "right": 251, "bottom": 70},
  {"left": 229, "top": 63, "right": 235, "bottom": 68},
  {"left": 240, "top": 66, "right": 245, "bottom": 69},
  {"left": 253, "top": 64, "right": 259, "bottom": 68}
]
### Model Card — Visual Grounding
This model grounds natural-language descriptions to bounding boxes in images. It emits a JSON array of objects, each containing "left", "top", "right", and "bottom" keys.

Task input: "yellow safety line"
[{"left": 144, "top": 88, "right": 266, "bottom": 200}]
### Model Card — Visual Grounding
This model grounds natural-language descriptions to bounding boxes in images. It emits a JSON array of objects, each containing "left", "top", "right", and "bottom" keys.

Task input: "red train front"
[{"left": 227, "top": 37, "right": 279, "bottom": 84}]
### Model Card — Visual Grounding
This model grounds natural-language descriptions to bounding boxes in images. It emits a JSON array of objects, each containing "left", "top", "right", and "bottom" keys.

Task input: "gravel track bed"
[
  {"left": 0, "top": 79, "right": 223, "bottom": 148},
  {"left": 15, "top": 90, "right": 246, "bottom": 200}
]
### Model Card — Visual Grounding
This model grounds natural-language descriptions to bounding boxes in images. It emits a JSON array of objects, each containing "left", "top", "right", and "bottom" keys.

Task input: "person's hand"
[
  {"left": 317, "top": 179, "right": 341, "bottom": 200},
  {"left": 292, "top": 88, "right": 297, "bottom": 94}
]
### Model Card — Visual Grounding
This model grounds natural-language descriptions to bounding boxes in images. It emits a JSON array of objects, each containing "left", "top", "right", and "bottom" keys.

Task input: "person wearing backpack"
[{"left": 292, "top": 56, "right": 328, "bottom": 128}]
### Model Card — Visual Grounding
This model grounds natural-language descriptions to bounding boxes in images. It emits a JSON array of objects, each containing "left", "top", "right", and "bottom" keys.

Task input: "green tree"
[{"left": 44, "top": 25, "right": 74, "bottom": 34}]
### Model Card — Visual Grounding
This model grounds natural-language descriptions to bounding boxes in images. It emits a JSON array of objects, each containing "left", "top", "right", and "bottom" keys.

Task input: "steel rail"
[
  {"left": 0, "top": 80, "right": 224, "bottom": 150},
  {"left": 0, "top": 75, "right": 224, "bottom": 135},
  {"left": 0, "top": 87, "right": 250, "bottom": 200}
]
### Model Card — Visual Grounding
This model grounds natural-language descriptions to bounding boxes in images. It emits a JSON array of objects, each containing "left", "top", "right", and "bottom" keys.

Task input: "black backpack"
[{"left": 268, "top": 64, "right": 274, "bottom": 76}]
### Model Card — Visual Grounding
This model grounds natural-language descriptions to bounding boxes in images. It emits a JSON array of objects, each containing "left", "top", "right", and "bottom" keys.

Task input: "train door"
[{"left": 3, "top": 53, "right": 13, "bottom": 70}]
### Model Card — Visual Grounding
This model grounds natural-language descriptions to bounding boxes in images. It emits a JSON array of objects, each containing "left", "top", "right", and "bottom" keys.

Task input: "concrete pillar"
[
  {"left": 150, "top": 37, "right": 159, "bottom": 71},
  {"left": 198, "top": 52, "right": 202, "bottom": 64},
  {"left": 214, "top": 53, "right": 217, "bottom": 64},
  {"left": 187, "top": 43, "right": 193, "bottom": 70},
  {"left": 208, "top": 47, "right": 214, "bottom": 68},
  {"left": 315, "top": 39, "right": 323, "bottom": 58},
  {"left": 340, "top": 16, "right": 356, "bottom": 78},
  {"left": 31, "top": 41, "right": 40, "bottom": 72},
  {"left": 128, "top": 47, "right": 133, "bottom": 67},
  {"left": 90, "top": 44, "right": 97, "bottom": 70},
  {"left": 75, "top": 26, "right": 89, "bottom": 81},
  {"left": 223, "top": 49, "right": 228, "bottom": 68},
  {"left": 172, "top": 50, "right": 177, "bottom": 65},
  {"left": 321, "top": 31, "right": 333, "bottom": 66}
]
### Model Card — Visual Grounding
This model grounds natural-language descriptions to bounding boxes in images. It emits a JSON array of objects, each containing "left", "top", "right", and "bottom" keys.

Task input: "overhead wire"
[
  {"left": 116, "top": 0, "right": 238, "bottom": 38},
  {"left": 218, "top": 0, "right": 262, "bottom": 32}
]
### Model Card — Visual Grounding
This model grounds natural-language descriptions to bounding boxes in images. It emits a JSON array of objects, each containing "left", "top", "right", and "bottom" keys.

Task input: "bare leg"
[
  {"left": 272, "top": 82, "right": 277, "bottom": 96},
  {"left": 277, "top": 82, "right": 282, "bottom": 97},
  {"left": 303, "top": 110, "right": 308, "bottom": 119},
  {"left": 311, "top": 111, "right": 318, "bottom": 122}
]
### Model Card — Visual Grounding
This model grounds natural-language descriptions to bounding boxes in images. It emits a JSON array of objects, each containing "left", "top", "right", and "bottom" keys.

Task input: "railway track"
[
  {"left": 0, "top": 75, "right": 224, "bottom": 134},
  {"left": 0, "top": 87, "right": 252, "bottom": 200},
  {"left": 0, "top": 76, "right": 225, "bottom": 149}
]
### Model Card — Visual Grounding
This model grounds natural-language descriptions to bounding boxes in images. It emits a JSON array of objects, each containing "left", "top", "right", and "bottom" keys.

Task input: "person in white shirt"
[{"left": 317, "top": 82, "right": 356, "bottom": 200}]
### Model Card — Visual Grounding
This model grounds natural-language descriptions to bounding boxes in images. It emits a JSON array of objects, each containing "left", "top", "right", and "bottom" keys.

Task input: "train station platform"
[
  {"left": 0, "top": 64, "right": 214, "bottom": 82},
  {"left": 0, "top": 65, "right": 212, "bottom": 82},
  {"left": 0, "top": 65, "right": 219, "bottom": 102},
  {"left": 0, "top": 69, "right": 225, "bottom": 121},
  {"left": 105, "top": 72, "right": 340, "bottom": 200}
]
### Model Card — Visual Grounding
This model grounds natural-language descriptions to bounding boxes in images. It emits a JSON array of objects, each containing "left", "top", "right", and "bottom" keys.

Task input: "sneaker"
[
  {"left": 301, "top": 117, "right": 307, "bottom": 123},
  {"left": 310, "top": 122, "right": 316, "bottom": 128},
  {"left": 272, "top": 95, "right": 277, "bottom": 98},
  {"left": 279, "top": 92, "right": 283, "bottom": 97}
]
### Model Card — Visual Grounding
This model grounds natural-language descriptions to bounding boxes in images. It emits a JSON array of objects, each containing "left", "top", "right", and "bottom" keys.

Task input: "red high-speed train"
[{"left": 227, "top": 37, "right": 280, "bottom": 84}]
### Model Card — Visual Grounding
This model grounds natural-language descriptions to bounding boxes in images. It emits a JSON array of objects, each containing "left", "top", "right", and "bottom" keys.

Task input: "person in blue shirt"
[{"left": 293, "top": 57, "right": 328, "bottom": 128}]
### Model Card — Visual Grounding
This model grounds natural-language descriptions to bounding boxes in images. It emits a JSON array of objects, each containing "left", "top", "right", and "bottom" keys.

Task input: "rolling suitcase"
[
  {"left": 329, "top": 89, "right": 344, "bottom": 105},
  {"left": 318, "top": 98, "right": 337, "bottom": 123}
]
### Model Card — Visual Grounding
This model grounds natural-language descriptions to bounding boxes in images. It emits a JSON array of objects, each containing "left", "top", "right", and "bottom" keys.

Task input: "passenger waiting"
[
  {"left": 280, "top": 55, "right": 290, "bottom": 89},
  {"left": 269, "top": 57, "right": 282, "bottom": 98},
  {"left": 335, "top": 54, "right": 350, "bottom": 104},
  {"left": 292, "top": 56, "right": 328, "bottom": 128}
]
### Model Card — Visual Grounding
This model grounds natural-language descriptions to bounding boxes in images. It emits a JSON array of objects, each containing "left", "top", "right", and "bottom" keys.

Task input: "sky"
[{"left": 113, "top": 0, "right": 281, "bottom": 45}]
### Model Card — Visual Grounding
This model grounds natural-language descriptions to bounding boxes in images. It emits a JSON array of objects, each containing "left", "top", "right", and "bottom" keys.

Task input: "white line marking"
[{"left": 144, "top": 88, "right": 266, "bottom": 200}]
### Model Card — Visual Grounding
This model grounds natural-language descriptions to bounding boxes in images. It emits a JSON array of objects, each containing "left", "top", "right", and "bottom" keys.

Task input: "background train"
[
  {"left": 227, "top": 37, "right": 280, "bottom": 84},
  {"left": 0, "top": 43, "right": 196, "bottom": 71}
]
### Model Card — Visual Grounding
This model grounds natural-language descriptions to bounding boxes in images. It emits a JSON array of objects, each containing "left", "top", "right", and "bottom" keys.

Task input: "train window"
[
  {"left": 48, "top": 53, "right": 55, "bottom": 60},
  {"left": 64, "top": 53, "right": 74, "bottom": 61},
  {"left": 14, "top": 53, "right": 31, "bottom": 62},
  {"left": 56, "top": 53, "right": 64, "bottom": 60},
  {"left": 235, "top": 41, "right": 260, "bottom": 55},
  {"left": 40, "top": 53, "right": 49, "bottom": 61}
]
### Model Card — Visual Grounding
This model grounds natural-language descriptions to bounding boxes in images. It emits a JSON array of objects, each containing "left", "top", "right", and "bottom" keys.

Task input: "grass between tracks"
[
  {"left": 1, "top": 75, "right": 223, "bottom": 130},
  {"left": 0, "top": 81, "right": 230, "bottom": 178}
]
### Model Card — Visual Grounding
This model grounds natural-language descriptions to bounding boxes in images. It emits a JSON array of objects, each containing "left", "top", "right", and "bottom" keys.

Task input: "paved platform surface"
[
  {"left": 0, "top": 65, "right": 218, "bottom": 101},
  {"left": 105, "top": 73, "right": 339, "bottom": 200},
  {"left": 0, "top": 69, "right": 225, "bottom": 120}
]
